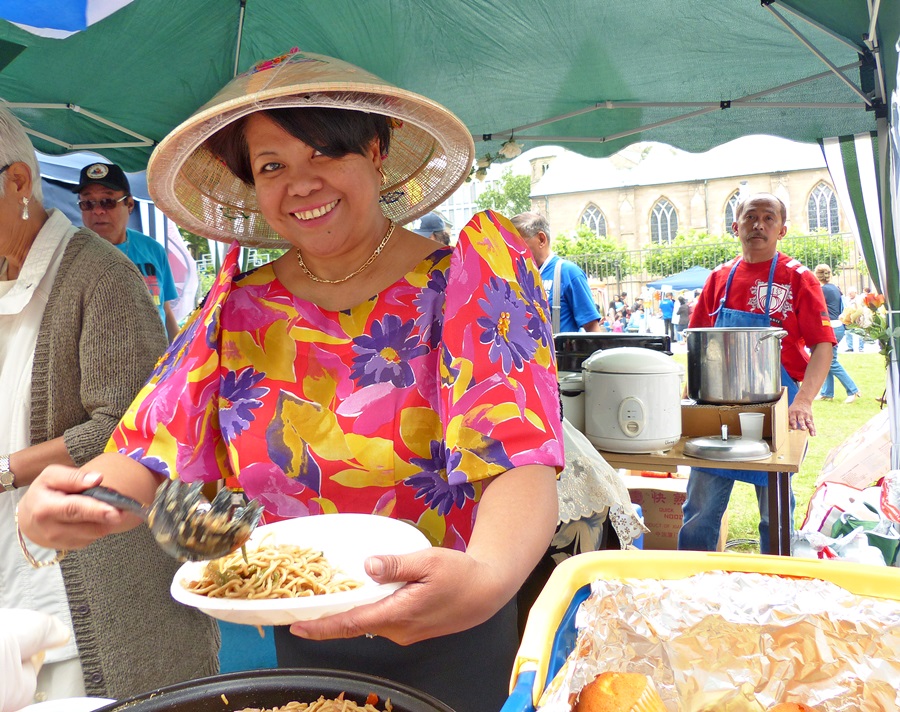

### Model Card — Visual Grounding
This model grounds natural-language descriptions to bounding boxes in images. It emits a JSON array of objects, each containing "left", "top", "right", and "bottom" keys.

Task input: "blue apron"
[{"left": 700, "top": 254, "right": 798, "bottom": 486}]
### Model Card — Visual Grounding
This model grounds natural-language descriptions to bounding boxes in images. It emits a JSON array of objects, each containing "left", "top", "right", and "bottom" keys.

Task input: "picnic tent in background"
[
  {"left": 646, "top": 266, "right": 712, "bottom": 292},
  {"left": 1, "top": 0, "right": 899, "bottom": 459}
]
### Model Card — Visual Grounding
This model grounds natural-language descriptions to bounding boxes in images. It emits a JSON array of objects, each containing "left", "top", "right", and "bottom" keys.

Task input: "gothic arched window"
[
  {"left": 808, "top": 183, "right": 840, "bottom": 234},
  {"left": 724, "top": 191, "right": 741, "bottom": 235},
  {"left": 650, "top": 198, "right": 678, "bottom": 244},
  {"left": 579, "top": 204, "right": 607, "bottom": 237}
]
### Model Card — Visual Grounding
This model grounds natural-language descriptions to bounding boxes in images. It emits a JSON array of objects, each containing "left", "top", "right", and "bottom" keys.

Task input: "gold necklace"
[{"left": 296, "top": 221, "right": 396, "bottom": 285}]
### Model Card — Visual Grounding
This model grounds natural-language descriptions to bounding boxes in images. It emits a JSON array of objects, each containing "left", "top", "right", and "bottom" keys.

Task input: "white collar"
[{"left": 0, "top": 209, "right": 74, "bottom": 316}]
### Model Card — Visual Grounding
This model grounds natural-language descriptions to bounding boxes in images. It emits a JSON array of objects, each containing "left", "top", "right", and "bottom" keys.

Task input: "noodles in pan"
[
  {"left": 186, "top": 535, "right": 363, "bottom": 599},
  {"left": 235, "top": 693, "right": 392, "bottom": 711}
]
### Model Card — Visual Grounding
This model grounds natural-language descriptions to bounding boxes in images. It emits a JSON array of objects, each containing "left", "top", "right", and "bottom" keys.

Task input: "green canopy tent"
[
  {"left": 1, "top": 0, "right": 899, "bottom": 461},
  {"left": 0, "top": 1, "right": 894, "bottom": 168}
]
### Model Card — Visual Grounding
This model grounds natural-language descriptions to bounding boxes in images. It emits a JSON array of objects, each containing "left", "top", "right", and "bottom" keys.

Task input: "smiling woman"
[{"left": 18, "top": 49, "right": 565, "bottom": 711}]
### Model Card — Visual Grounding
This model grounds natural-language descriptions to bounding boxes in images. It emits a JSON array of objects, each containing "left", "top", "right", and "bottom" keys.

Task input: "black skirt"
[{"left": 274, "top": 598, "right": 519, "bottom": 712}]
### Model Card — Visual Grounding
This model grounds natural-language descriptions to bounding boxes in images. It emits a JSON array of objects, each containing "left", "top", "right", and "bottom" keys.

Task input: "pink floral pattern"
[{"left": 108, "top": 211, "right": 563, "bottom": 549}]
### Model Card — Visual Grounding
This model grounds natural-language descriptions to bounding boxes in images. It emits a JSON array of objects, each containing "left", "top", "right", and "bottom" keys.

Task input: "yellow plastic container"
[{"left": 510, "top": 550, "right": 900, "bottom": 708}]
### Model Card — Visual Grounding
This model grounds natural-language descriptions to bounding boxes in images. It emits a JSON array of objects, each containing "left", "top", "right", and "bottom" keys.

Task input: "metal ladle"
[{"left": 81, "top": 480, "right": 263, "bottom": 562}]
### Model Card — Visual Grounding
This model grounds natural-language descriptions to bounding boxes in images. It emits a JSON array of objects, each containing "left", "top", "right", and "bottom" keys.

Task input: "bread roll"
[{"left": 573, "top": 672, "right": 666, "bottom": 712}]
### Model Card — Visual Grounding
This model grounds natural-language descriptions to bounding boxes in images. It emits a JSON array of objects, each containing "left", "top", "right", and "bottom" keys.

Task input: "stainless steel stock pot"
[{"left": 685, "top": 327, "right": 787, "bottom": 404}]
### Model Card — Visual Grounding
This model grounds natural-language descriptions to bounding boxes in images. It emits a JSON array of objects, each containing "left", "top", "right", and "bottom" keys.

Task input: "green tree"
[
  {"left": 556, "top": 224, "right": 632, "bottom": 280},
  {"left": 641, "top": 228, "right": 853, "bottom": 278},
  {"left": 475, "top": 169, "right": 532, "bottom": 216}
]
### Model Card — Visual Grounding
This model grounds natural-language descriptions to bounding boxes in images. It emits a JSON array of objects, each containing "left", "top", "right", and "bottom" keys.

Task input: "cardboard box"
[
  {"left": 681, "top": 387, "right": 789, "bottom": 451},
  {"left": 623, "top": 474, "right": 727, "bottom": 551}
]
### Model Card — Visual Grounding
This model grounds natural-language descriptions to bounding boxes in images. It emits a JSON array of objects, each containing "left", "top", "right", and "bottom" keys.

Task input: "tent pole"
[
  {"left": 772, "top": 1, "right": 868, "bottom": 53},
  {"left": 489, "top": 101, "right": 864, "bottom": 145},
  {"left": 21, "top": 127, "right": 151, "bottom": 151},
  {"left": 233, "top": 0, "right": 247, "bottom": 77},
  {"left": 8, "top": 102, "right": 155, "bottom": 146},
  {"left": 866, "top": 0, "right": 883, "bottom": 54},
  {"left": 483, "top": 62, "right": 862, "bottom": 142},
  {"left": 765, "top": 4, "right": 873, "bottom": 106}
]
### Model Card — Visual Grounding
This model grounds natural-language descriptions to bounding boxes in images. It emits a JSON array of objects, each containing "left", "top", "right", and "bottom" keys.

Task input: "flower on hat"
[
  {"left": 498, "top": 138, "right": 523, "bottom": 159},
  {"left": 248, "top": 47, "right": 301, "bottom": 75}
]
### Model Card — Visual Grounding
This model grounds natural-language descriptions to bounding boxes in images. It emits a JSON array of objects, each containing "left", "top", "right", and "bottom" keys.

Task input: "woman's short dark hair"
[{"left": 205, "top": 107, "right": 392, "bottom": 186}]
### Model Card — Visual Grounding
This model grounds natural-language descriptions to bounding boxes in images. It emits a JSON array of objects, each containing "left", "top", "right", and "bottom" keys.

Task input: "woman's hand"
[
  {"left": 16, "top": 467, "right": 130, "bottom": 550},
  {"left": 17, "top": 452, "right": 160, "bottom": 550},
  {"left": 290, "top": 463, "right": 558, "bottom": 645},
  {"left": 289, "top": 547, "right": 504, "bottom": 645}
]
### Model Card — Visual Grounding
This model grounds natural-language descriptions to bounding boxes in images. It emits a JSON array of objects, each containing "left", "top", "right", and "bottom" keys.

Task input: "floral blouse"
[{"left": 108, "top": 211, "right": 564, "bottom": 549}]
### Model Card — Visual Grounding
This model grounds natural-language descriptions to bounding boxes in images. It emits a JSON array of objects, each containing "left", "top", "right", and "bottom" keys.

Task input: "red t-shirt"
[{"left": 689, "top": 254, "right": 836, "bottom": 381}]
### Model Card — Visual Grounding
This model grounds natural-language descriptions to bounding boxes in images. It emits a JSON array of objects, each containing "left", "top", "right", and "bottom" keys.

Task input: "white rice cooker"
[
  {"left": 557, "top": 371, "right": 585, "bottom": 432},
  {"left": 582, "top": 347, "right": 684, "bottom": 454}
]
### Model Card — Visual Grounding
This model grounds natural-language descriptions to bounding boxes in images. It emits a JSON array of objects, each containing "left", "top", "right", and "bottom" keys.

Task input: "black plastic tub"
[
  {"left": 94, "top": 669, "right": 456, "bottom": 712},
  {"left": 554, "top": 332, "right": 671, "bottom": 372}
]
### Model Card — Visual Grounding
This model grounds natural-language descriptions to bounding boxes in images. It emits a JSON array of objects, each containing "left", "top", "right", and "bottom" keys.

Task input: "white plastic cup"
[{"left": 738, "top": 412, "right": 765, "bottom": 441}]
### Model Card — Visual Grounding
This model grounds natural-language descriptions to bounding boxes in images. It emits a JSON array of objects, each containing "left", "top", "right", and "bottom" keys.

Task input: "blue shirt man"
[
  {"left": 511, "top": 212, "right": 601, "bottom": 333},
  {"left": 74, "top": 162, "right": 179, "bottom": 340},
  {"left": 659, "top": 292, "right": 676, "bottom": 341}
]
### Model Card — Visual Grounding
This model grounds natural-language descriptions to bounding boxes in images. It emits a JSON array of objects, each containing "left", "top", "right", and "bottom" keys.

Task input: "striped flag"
[{"left": 822, "top": 113, "right": 899, "bottom": 468}]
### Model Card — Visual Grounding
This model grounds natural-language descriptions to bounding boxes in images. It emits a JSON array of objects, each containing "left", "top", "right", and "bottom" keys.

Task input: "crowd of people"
[{"left": 597, "top": 289, "right": 698, "bottom": 341}]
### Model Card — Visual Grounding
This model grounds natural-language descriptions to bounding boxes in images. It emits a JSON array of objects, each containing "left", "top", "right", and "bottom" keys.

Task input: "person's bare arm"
[
  {"left": 163, "top": 302, "right": 180, "bottom": 342},
  {"left": 6, "top": 438, "right": 75, "bottom": 489},
  {"left": 15, "top": 452, "right": 164, "bottom": 550},
  {"left": 788, "top": 341, "right": 833, "bottom": 436},
  {"left": 581, "top": 319, "right": 601, "bottom": 332}
]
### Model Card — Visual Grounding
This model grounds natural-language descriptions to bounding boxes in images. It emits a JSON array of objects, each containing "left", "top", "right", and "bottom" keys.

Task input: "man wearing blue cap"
[
  {"left": 74, "top": 162, "right": 180, "bottom": 341},
  {"left": 413, "top": 212, "right": 451, "bottom": 245}
]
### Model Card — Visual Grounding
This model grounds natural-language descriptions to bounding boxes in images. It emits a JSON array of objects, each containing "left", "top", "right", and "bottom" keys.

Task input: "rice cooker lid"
[
  {"left": 582, "top": 346, "right": 682, "bottom": 375},
  {"left": 557, "top": 371, "right": 584, "bottom": 394}
]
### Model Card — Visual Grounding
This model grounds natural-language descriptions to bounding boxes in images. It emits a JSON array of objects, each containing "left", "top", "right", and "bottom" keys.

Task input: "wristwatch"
[{"left": 0, "top": 455, "right": 15, "bottom": 492}]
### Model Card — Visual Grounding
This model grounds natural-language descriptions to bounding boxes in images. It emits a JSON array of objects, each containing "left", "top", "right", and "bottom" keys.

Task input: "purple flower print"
[
  {"left": 413, "top": 268, "right": 447, "bottom": 348},
  {"left": 219, "top": 368, "right": 269, "bottom": 443},
  {"left": 516, "top": 256, "right": 552, "bottom": 347},
  {"left": 351, "top": 314, "right": 428, "bottom": 387},
  {"left": 476, "top": 276, "right": 536, "bottom": 372},
  {"left": 118, "top": 447, "right": 171, "bottom": 479},
  {"left": 407, "top": 441, "right": 475, "bottom": 516}
]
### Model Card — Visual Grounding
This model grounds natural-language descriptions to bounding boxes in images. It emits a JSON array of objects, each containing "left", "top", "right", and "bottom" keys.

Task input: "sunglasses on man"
[{"left": 77, "top": 195, "right": 129, "bottom": 211}]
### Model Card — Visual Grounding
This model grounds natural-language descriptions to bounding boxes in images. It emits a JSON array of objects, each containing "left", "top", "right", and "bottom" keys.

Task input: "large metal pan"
[{"left": 93, "top": 669, "right": 456, "bottom": 712}]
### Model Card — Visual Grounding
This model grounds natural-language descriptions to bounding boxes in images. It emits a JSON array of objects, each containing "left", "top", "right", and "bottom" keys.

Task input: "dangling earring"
[
  {"left": 378, "top": 167, "right": 387, "bottom": 188},
  {"left": 21, "top": 197, "right": 29, "bottom": 221}
]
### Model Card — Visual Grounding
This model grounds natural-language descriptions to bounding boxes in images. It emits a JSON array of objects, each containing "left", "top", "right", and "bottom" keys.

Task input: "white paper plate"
[{"left": 170, "top": 513, "right": 431, "bottom": 626}]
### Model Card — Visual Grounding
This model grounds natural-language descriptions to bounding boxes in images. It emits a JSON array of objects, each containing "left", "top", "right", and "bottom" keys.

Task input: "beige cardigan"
[{"left": 32, "top": 229, "right": 219, "bottom": 698}]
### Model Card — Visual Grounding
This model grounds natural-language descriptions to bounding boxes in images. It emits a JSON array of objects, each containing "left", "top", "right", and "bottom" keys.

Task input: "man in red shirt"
[{"left": 678, "top": 193, "right": 835, "bottom": 553}]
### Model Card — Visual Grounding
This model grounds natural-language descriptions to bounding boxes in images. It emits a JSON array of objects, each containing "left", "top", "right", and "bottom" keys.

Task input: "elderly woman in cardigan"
[{"left": 0, "top": 106, "right": 219, "bottom": 703}]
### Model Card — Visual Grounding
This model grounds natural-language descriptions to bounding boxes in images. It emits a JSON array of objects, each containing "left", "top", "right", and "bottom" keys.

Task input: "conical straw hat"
[{"left": 148, "top": 48, "right": 475, "bottom": 247}]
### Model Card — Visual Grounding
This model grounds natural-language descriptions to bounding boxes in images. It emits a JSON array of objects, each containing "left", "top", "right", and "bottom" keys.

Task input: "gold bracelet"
[{"left": 14, "top": 503, "right": 68, "bottom": 569}]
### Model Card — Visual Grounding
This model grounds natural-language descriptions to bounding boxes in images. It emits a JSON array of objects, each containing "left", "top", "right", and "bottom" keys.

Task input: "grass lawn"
[{"left": 672, "top": 350, "right": 888, "bottom": 551}]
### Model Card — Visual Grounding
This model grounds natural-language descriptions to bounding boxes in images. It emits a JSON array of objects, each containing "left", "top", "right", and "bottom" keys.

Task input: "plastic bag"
[
  {"left": 793, "top": 527, "right": 886, "bottom": 566},
  {"left": 0, "top": 609, "right": 69, "bottom": 712}
]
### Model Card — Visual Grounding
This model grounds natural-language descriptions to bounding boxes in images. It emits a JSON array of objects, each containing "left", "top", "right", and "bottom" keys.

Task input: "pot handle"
[{"left": 758, "top": 329, "right": 788, "bottom": 342}]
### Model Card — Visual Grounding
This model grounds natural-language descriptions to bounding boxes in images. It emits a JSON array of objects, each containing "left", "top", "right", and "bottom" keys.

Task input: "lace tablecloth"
[{"left": 555, "top": 419, "right": 648, "bottom": 554}]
